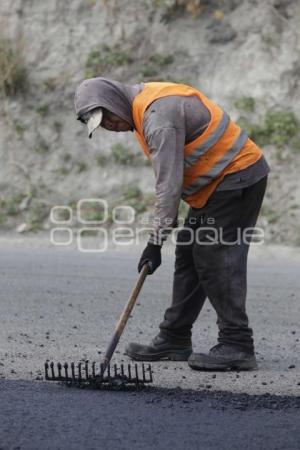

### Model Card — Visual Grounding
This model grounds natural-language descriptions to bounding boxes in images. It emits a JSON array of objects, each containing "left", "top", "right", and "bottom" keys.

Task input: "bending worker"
[{"left": 74, "top": 78, "right": 270, "bottom": 371}]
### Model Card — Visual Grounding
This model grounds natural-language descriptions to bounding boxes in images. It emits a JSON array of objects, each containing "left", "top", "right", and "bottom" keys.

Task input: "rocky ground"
[{"left": 0, "top": 0, "right": 300, "bottom": 245}]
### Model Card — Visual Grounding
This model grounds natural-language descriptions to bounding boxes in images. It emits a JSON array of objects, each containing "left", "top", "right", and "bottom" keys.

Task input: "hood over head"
[{"left": 74, "top": 77, "right": 143, "bottom": 130}]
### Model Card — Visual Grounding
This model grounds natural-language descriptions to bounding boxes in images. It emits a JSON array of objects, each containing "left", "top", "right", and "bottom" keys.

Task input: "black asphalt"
[{"left": 0, "top": 379, "right": 299, "bottom": 450}]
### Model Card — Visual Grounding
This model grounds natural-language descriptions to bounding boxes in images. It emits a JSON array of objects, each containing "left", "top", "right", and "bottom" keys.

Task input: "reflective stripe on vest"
[
  {"left": 132, "top": 82, "right": 263, "bottom": 209},
  {"left": 182, "top": 130, "right": 248, "bottom": 198},
  {"left": 184, "top": 112, "right": 230, "bottom": 169}
]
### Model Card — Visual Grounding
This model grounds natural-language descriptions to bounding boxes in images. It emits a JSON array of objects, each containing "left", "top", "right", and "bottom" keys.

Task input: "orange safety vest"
[{"left": 132, "top": 82, "right": 263, "bottom": 209}]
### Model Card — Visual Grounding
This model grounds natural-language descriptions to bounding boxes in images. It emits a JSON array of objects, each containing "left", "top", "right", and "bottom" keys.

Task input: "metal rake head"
[{"left": 45, "top": 361, "right": 153, "bottom": 389}]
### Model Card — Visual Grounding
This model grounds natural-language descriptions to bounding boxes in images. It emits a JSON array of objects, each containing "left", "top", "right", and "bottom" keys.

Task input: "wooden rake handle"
[{"left": 101, "top": 264, "right": 149, "bottom": 371}]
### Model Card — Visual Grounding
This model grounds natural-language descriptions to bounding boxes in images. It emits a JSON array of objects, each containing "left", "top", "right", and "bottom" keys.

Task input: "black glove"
[{"left": 138, "top": 242, "right": 162, "bottom": 274}]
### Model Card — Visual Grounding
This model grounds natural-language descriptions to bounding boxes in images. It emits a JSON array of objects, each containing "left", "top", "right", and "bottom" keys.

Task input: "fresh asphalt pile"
[{"left": 0, "top": 380, "right": 299, "bottom": 450}]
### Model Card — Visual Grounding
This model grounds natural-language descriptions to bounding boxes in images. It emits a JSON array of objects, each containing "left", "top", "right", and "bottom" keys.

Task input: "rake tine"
[
  {"left": 64, "top": 363, "right": 69, "bottom": 379},
  {"left": 92, "top": 362, "right": 96, "bottom": 378},
  {"left": 45, "top": 362, "right": 49, "bottom": 379},
  {"left": 78, "top": 362, "right": 82, "bottom": 381},
  {"left": 85, "top": 361, "right": 89, "bottom": 379},
  {"left": 148, "top": 364, "right": 153, "bottom": 383},
  {"left": 135, "top": 364, "right": 139, "bottom": 382},
  {"left": 128, "top": 364, "right": 132, "bottom": 380},
  {"left": 142, "top": 363, "right": 146, "bottom": 382},
  {"left": 100, "top": 363, "right": 104, "bottom": 380},
  {"left": 114, "top": 364, "right": 118, "bottom": 377},
  {"left": 121, "top": 364, "right": 124, "bottom": 376},
  {"left": 57, "top": 363, "right": 62, "bottom": 379},
  {"left": 107, "top": 364, "right": 111, "bottom": 380},
  {"left": 71, "top": 362, "right": 75, "bottom": 380},
  {"left": 50, "top": 362, "right": 55, "bottom": 378}
]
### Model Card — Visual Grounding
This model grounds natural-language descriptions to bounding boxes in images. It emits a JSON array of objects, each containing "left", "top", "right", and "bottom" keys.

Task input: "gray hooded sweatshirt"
[{"left": 75, "top": 78, "right": 270, "bottom": 245}]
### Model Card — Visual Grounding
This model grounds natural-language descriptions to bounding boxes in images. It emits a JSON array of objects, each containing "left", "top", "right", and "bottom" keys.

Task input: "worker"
[{"left": 74, "top": 77, "right": 270, "bottom": 371}]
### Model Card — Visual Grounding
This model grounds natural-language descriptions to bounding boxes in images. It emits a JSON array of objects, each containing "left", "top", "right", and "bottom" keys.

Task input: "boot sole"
[
  {"left": 188, "top": 358, "right": 258, "bottom": 371},
  {"left": 125, "top": 348, "right": 192, "bottom": 362}
]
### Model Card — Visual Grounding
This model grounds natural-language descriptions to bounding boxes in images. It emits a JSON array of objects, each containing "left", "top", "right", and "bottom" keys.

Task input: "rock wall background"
[{"left": 0, "top": 0, "right": 299, "bottom": 244}]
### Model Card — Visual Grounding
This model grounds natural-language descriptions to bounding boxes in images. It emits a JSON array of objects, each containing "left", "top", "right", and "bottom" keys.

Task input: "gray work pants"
[{"left": 159, "top": 176, "right": 268, "bottom": 352}]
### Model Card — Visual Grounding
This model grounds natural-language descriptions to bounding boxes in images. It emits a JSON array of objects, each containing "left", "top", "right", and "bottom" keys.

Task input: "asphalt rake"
[{"left": 45, "top": 264, "right": 153, "bottom": 389}]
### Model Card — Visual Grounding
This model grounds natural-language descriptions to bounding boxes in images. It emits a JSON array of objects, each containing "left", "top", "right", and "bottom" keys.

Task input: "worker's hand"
[{"left": 138, "top": 242, "right": 162, "bottom": 274}]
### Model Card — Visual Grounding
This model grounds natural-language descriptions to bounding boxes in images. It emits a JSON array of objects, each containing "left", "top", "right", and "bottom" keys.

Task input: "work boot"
[
  {"left": 188, "top": 343, "right": 257, "bottom": 371},
  {"left": 125, "top": 333, "right": 192, "bottom": 361}
]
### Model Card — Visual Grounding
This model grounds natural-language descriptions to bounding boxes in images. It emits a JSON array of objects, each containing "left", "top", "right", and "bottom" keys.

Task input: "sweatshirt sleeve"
[{"left": 145, "top": 126, "right": 185, "bottom": 245}]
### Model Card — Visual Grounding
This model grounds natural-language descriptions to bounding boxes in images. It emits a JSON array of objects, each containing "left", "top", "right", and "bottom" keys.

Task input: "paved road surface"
[
  {"left": 0, "top": 380, "right": 299, "bottom": 450},
  {"left": 0, "top": 237, "right": 299, "bottom": 449}
]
